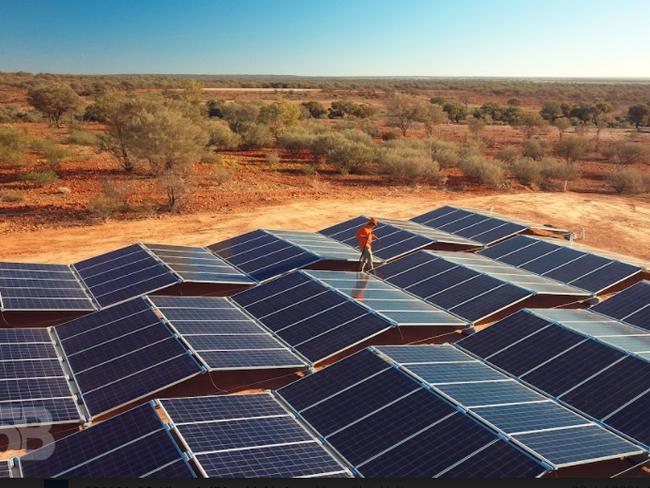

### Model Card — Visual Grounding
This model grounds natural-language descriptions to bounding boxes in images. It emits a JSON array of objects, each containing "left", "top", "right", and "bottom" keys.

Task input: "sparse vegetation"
[
  {"left": 607, "top": 169, "right": 650, "bottom": 194},
  {"left": 27, "top": 82, "right": 81, "bottom": 127},
  {"left": 65, "top": 129, "right": 97, "bottom": 146},
  {"left": 0, "top": 126, "right": 29, "bottom": 167},
  {"left": 459, "top": 156, "right": 505, "bottom": 189},
  {"left": 30, "top": 139, "right": 70, "bottom": 172},
  {"left": 20, "top": 170, "right": 58, "bottom": 185},
  {"left": 376, "top": 138, "right": 441, "bottom": 182}
]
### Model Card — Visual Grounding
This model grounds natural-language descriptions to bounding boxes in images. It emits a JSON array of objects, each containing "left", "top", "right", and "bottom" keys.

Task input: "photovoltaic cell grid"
[
  {"left": 277, "top": 349, "right": 549, "bottom": 478},
  {"left": 73, "top": 244, "right": 180, "bottom": 309},
  {"left": 0, "top": 328, "right": 81, "bottom": 427},
  {"left": 148, "top": 295, "right": 307, "bottom": 370},
  {"left": 232, "top": 271, "right": 394, "bottom": 364},
  {"left": 0, "top": 461, "right": 9, "bottom": 478},
  {"left": 374, "top": 250, "right": 579, "bottom": 324},
  {"left": 479, "top": 235, "right": 644, "bottom": 294},
  {"left": 457, "top": 309, "right": 650, "bottom": 448},
  {"left": 592, "top": 281, "right": 650, "bottom": 331},
  {"left": 54, "top": 298, "right": 202, "bottom": 418},
  {"left": 412, "top": 206, "right": 529, "bottom": 246},
  {"left": 303, "top": 270, "right": 467, "bottom": 327},
  {"left": 320, "top": 216, "right": 478, "bottom": 261},
  {"left": 209, "top": 229, "right": 360, "bottom": 282},
  {"left": 159, "top": 394, "right": 351, "bottom": 478},
  {"left": 0, "top": 262, "right": 95, "bottom": 312},
  {"left": 17, "top": 403, "right": 195, "bottom": 478},
  {"left": 143, "top": 243, "right": 255, "bottom": 285},
  {"left": 377, "top": 344, "right": 642, "bottom": 468}
]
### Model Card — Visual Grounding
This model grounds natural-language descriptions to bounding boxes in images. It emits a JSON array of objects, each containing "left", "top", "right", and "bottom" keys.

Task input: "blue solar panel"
[
  {"left": 278, "top": 350, "right": 390, "bottom": 411},
  {"left": 0, "top": 343, "right": 57, "bottom": 360},
  {"left": 436, "top": 381, "right": 546, "bottom": 407},
  {"left": 233, "top": 271, "right": 312, "bottom": 308},
  {"left": 451, "top": 285, "right": 530, "bottom": 323},
  {"left": 592, "top": 281, "right": 650, "bottom": 331},
  {"left": 522, "top": 339, "right": 626, "bottom": 397},
  {"left": 473, "top": 402, "right": 588, "bottom": 434},
  {"left": 0, "top": 398, "right": 80, "bottom": 426},
  {"left": 167, "top": 320, "right": 263, "bottom": 335},
  {"left": 376, "top": 345, "right": 471, "bottom": 364},
  {"left": 406, "top": 362, "right": 505, "bottom": 384},
  {"left": 442, "top": 440, "right": 548, "bottom": 478},
  {"left": 159, "top": 307, "right": 249, "bottom": 321},
  {"left": 512, "top": 426, "right": 640, "bottom": 466},
  {"left": 457, "top": 311, "right": 550, "bottom": 358},
  {"left": 148, "top": 296, "right": 230, "bottom": 309},
  {"left": 19, "top": 404, "right": 191, "bottom": 478},
  {"left": 0, "top": 461, "right": 9, "bottom": 478},
  {"left": 0, "top": 359, "right": 64, "bottom": 379},
  {"left": 327, "top": 388, "right": 456, "bottom": 466},
  {"left": 560, "top": 356, "right": 650, "bottom": 420},
  {"left": 357, "top": 413, "right": 497, "bottom": 477},
  {"left": 298, "top": 368, "right": 420, "bottom": 436},
  {"left": 195, "top": 443, "right": 348, "bottom": 478},
  {"left": 606, "top": 392, "right": 650, "bottom": 447},
  {"left": 160, "top": 394, "right": 285, "bottom": 423}
]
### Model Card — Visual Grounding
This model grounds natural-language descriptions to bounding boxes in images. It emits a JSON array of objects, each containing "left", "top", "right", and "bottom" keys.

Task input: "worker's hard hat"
[{"left": 369, "top": 217, "right": 378, "bottom": 225}]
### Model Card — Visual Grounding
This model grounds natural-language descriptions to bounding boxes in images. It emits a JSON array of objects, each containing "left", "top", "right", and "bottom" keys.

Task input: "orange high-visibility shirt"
[{"left": 356, "top": 224, "right": 376, "bottom": 249}]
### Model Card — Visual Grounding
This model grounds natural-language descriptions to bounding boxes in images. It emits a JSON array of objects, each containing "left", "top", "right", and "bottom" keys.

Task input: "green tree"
[
  {"left": 442, "top": 101, "right": 467, "bottom": 123},
  {"left": 257, "top": 100, "right": 301, "bottom": 136},
  {"left": 540, "top": 102, "right": 562, "bottom": 122},
  {"left": 386, "top": 95, "right": 424, "bottom": 136},
  {"left": 518, "top": 112, "right": 547, "bottom": 138},
  {"left": 301, "top": 101, "right": 328, "bottom": 119},
  {"left": 554, "top": 136, "right": 588, "bottom": 164},
  {"left": 628, "top": 104, "right": 649, "bottom": 131},
  {"left": 419, "top": 104, "right": 448, "bottom": 137},
  {"left": 27, "top": 82, "right": 81, "bottom": 127},
  {"left": 554, "top": 117, "right": 571, "bottom": 140}
]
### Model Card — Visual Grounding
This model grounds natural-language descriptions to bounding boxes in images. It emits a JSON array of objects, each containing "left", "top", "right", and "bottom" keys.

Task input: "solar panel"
[
  {"left": 0, "top": 461, "right": 9, "bottom": 478},
  {"left": 17, "top": 403, "right": 194, "bottom": 478},
  {"left": 0, "top": 328, "right": 80, "bottom": 428},
  {"left": 320, "top": 216, "right": 477, "bottom": 261},
  {"left": 73, "top": 244, "right": 180, "bottom": 308},
  {"left": 478, "top": 235, "right": 644, "bottom": 294},
  {"left": 159, "top": 394, "right": 351, "bottom": 478},
  {"left": 54, "top": 298, "right": 202, "bottom": 418},
  {"left": 143, "top": 243, "right": 255, "bottom": 285},
  {"left": 277, "top": 348, "right": 550, "bottom": 477},
  {"left": 457, "top": 308, "right": 650, "bottom": 450},
  {"left": 379, "top": 344, "right": 642, "bottom": 468},
  {"left": 0, "top": 262, "right": 95, "bottom": 312},
  {"left": 149, "top": 295, "right": 307, "bottom": 370},
  {"left": 412, "top": 206, "right": 529, "bottom": 245},
  {"left": 233, "top": 272, "right": 394, "bottom": 364},
  {"left": 209, "top": 229, "right": 359, "bottom": 282},
  {"left": 373, "top": 250, "right": 557, "bottom": 323},
  {"left": 304, "top": 270, "right": 466, "bottom": 327},
  {"left": 592, "top": 281, "right": 650, "bottom": 331}
]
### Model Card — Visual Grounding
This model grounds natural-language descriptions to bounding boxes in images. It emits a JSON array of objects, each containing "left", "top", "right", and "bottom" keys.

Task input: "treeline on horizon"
[{"left": 2, "top": 71, "right": 650, "bottom": 105}]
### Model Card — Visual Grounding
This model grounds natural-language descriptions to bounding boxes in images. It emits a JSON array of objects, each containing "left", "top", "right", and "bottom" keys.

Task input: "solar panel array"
[
  {"left": 457, "top": 308, "right": 650, "bottom": 448},
  {"left": 149, "top": 296, "right": 307, "bottom": 370},
  {"left": 277, "top": 349, "right": 550, "bottom": 477},
  {"left": 17, "top": 403, "right": 195, "bottom": 478},
  {"left": 592, "top": 280, "right": 650, "bottom": 331},
  {"left": 233, "top": 271, "right": 395, "bottom": 364},
  {"left": 73, "top": 244, "right": 180, "bottom": 309},
  {"left": 320, "top": 216, "right": 478, "bottom": 261},
  {"left": 143, "top": 243, "right": 255, "bottom": 285},
  {"left": 160, "top": 394, "right": 351, "bottom": 478},
  {"left": 412, "top": 206, "right": 529, "bottom": 246},
  {"left": 54, "top": 298, "right": 203, "bottom": 418},
  {"left": 0, "top": 262, "right": 95, "bottom": 312},
  {"left": 0, "top": 328, "right": 81, "bottom": 428},
  {"left": 377, "top": 344, "right": 642, "bottom": 468},
  {"left": 209, "top": 229, "right": 360, "bottom": 282},
  {"left": 374, "top": 250, "right": 586, "bottom": 324},
  {"left": 479, "top": 235, "right": 644, "bottom": 294},
  {"left": 0, "top": 461, "right": 9, "bottom": 478},
  {"left": 303, "top": 270, "right": 467, "bottom": 327}
]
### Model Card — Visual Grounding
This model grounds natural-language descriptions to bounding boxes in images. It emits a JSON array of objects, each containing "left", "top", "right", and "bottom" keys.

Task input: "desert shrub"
[
  {"left": 522, "top": 138, "right": 546, "bottom": 160},
  {"left": 429, "top": 138, "right": 460, "bottom": 168},
  {"left": 239, "top": 123, "right": 273, "bottom": 149},
  {"left": 0, "top": 127, "right": 29, "bottom": 167},
  {"left": 0, "top": 105, "right": 41, "bottom": 123},
  {"left": 509, "top": 157, "right": 542, "bottom": 186},
  {"left": 20, "top": 170, "right": 58, "bottom": 185},
  {"left": 321, "top": 130, "right": 376, "bottom": 174},
  {"left": 30, "top": 139, "right": 70, "bottom": 171},
  {"left": 607, "top": 169, "right": 650, "bottom": 194},
  {"left": 27, "top": 82, "right": 81, "bottom": 127},
  {"left": 458, "top": 156, "right": 505, "bottom": 189},
  {"left": 0, "top": 190, "right": 23, "bottom": 202},
  {"left": 158, "top": 168, "right": 194, "bottom": 211},
  {"left": 302, "top": 164, "right": 318, "bottom": 175},
  {"left": 467, "top": 116, "right": 486, "bottom": 138},
  {"left": 211, "top": 164, "right": 235, "bottom": 186},
  {"left": 381, "top": 130, "right": 400, "bottom": 141},
  {"left": 554, "top": 136, "right": 588, "bottom": 163},
  {"left": 200, "top": 152, "right": 223, "bottom": 165},
  {"left": 376, "top": 139, "right": 441, "bottom": 182},
  {"left": 207, "top": 121, "right": 241, "bottom": 150},
  {"left": 87, "top": 180, "right": 130, "bottom": 221},
  {"left": 277, "top": 126, "right": 318, "bottom": 153},
  {"left": 65, "top": 129, "right": 97, "bottom": 146},
  {"left": 495, "top": 145, "right": 519, "bottom": 164},
  {"left": 602, "top": 142, "right": 647, "bottom": 165},
  {"left": 301, "top": 101, "right": 327, "bottom": 119},
  {"left": 266, "top": 153, "right": 281, "bottom": 164},
  {"left": 539, "top": 157, "right": 581, "bottom": 191}
]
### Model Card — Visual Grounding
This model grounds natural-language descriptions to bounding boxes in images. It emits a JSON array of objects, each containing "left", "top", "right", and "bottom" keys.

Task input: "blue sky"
[{"left": 0, "top": 0, "right": 649, "bottom": 77}]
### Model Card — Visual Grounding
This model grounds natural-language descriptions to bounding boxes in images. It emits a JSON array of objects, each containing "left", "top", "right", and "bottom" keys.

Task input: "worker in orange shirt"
[{"left": 356, "top": 217, "right": 378, "bottom": 272}]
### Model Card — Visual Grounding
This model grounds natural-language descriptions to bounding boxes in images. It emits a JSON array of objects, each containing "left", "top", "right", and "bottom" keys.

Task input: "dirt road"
[{"left": 2, "top": 192, "right": 649, "bottom": 264}]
